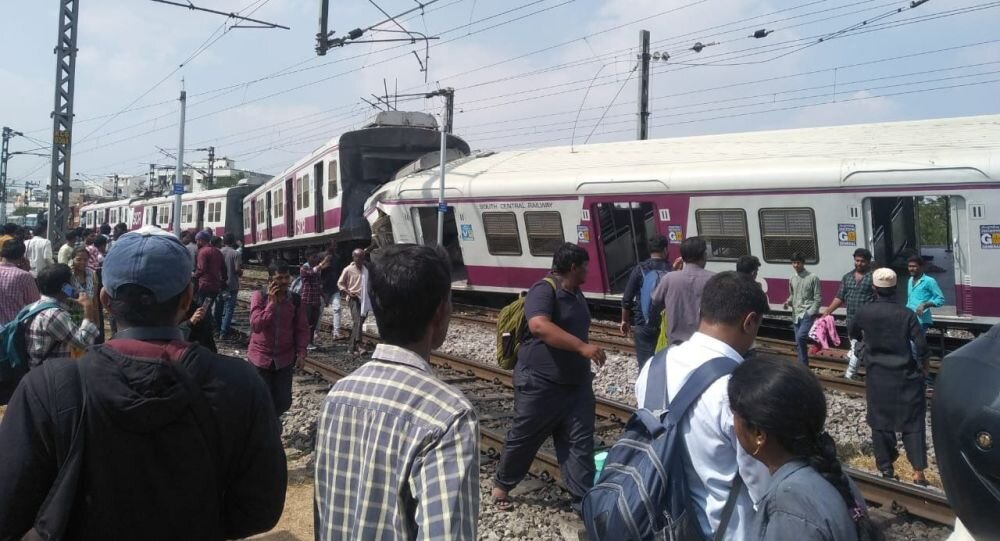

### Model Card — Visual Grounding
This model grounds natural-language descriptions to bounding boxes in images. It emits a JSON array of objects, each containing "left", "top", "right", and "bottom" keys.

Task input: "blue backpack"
[
  {"left": 582, "top": 350, "right": 743, "bottom": 541},
  {"left": 639, "top": 265, "right": 668, "bottom": 326},
  {"left": 0, "top": 301, "right": 61, "bottom": 388}
]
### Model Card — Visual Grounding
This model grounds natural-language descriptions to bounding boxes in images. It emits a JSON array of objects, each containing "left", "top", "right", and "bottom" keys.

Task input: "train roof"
[
  {"left": 370, "top": 114, "right": 1000, "bottom": 202},
  {"left": 79, "top": 199, "right": 132, "bottom": 212}
]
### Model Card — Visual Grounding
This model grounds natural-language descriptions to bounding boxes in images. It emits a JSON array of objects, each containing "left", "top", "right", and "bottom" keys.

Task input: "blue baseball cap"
[{"left": 102, "top": 225, "right": 194, "bottom": 301}]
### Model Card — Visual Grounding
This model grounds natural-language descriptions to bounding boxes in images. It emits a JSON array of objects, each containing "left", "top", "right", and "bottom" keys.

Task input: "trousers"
[
  {"left": 494, "top": 370, "right": 596, "bottom": 500},
  {"left": 348, "top": 296, "right": 366, "bottom": 351},
  {"left": 846, "top": 338, "right": 862, "bottom": 378},
  {"left": 632, "top": 324, "right": 659, "bottom": 369},
  {"left": 325, "top": 292, "right": 341, "bottom": 336},
  {"left": 872, "top": 427, "right": 928, "bottom": 473},
  {"left": 305, "top": 302, "right": 322, "bottom": 345},
  {"left": 793, "top": 316, "right": 814, "bottom": 366},
  {"left": 256, "top": 362, "right": 294, "bottom": 417},
  {"left": 213, "top": 289, "right": 238, "bottom": 335}
]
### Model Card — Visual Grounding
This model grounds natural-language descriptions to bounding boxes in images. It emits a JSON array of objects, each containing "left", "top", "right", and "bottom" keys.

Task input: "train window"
[
  {"left": 159, "top": 206, "right": 169, "bottom": 225},
  {"left": 257, "top": 198, "right": 266, "bottom": 226},
  {"left": 296, "top": 175, "right": 311, "bottom": 210},
  {"left": 759, "top": 208, "right": 819, "bottom": 263},
  {"left": 327, "top": 160, "right": 338, "bottom": 198},
  {"left": 207, "top": 202, "right": 221, "bottom": 222},
  {"left": 524, "top": 211, "right": 565, "bottom": 257},
  {"left": 274, "top": 188, "right": 284, "bottom": 218},
  {"left": 696, "top": 209, "right": 750, "bottom": 261},
  {"left": 182, "top": 204, "right": 193, "bottom": 223},
  {"left": 482, "top": 212, "right": 522, "bottom": 256}
]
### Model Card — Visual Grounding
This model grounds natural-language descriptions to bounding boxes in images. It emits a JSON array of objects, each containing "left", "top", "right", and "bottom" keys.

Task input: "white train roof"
[{"left": 370, "top": 114, "right": 1000, "bottom": 202}]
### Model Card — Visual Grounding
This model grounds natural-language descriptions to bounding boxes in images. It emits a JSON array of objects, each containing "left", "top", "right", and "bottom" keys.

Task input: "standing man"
[
  {"left": 906, "top": 255, "right": 945, "bottom": 334},
  {"left": 620, "top": 235, "right": 670, "bottom": 368},
  {"left": 0, "top": 240, "right": 40, "bottom": 324},
  {"left": 649, "top": 236, "right": 715, "bottom": 346},
  {"left": 192, "top": 230, "right": 225, "bottom": 319},
  {"left": 0, "top": 226, "right": 286, "bottom": 539},
  {"left": 337, "top": 248, "right": 371, "bottom": 355},
  {"left": 248, "top": 260, "right": 309, "bottom": 417},
  {"left": 24, "top": 222, "right": 53, "bottom": 277},
  {"left": 783, "top": 252, "right": 821, "bottom": 367},
  {"left": 321, "top": 250, "right": 345, "bottom": 340},
  {"left": 634, "top": 272, "right": 772, "bottom": 540},
  {"left": 849, "top": 268, "right": 930, "bottom": 486},
  {"left": 821, "top": 248, "right": 875, "bottom": 379},
  {"left": 215, "top": 233, "right": 242, "bottom": 339},
  {"left": 86, "top": 235, "right": 108, "bottom": 272},
  {"left": 299, "top": 251, "right": 333, "bottom": 350},
  {"left": 493, "top": 243, "right": 607, "bottom": 513},
  {"left": 181, "top": 230, "right": 198, "bottom": 262},
  {"left": 315, "top": 244, "right": 479, "bottom": 540},
  {"left": 57, "top": 230, "right": 78, "bottom": 264}
]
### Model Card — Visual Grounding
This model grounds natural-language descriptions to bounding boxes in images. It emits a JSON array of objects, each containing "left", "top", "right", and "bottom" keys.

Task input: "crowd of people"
[{"left": 0, "top": 220, "right": 991, "bottom": 540}]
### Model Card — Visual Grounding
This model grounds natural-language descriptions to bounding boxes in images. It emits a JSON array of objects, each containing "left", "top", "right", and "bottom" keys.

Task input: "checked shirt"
[
  {"left": 25, "top": 296, "right": 99, "bottom": 367},
  {"left": 834, "top": 270, "right": 875, "bottom": 325},
  {"left": 314, "top": 344, "right": 479, "bottom": 541}
]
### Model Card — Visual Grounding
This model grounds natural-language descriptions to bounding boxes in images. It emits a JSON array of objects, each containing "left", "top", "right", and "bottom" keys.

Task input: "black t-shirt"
[{"left": 515, "top": 274, "right": 592, "bottom": 385}]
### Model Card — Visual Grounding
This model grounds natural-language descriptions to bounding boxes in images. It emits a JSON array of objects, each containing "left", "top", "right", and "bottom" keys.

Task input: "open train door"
[
  {"left": 950, "top": 196, "right": 972, "bottom": 316},
  {"left": 592, "top": 201, "right": 655, "bottom": 294}
]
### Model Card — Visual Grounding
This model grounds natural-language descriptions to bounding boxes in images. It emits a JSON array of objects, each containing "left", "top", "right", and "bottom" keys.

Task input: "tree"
[{"left": 918, "top": 197, "right": 948, "bottom": 246}]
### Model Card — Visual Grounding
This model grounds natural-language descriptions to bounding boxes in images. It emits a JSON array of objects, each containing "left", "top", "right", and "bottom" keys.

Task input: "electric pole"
[
  {"left": 173, "top": 89, "right": 187, "bottom": 237},
  {"left": 637, "top": 29, "right": 651, "bottom": 141},
  {"left": 48, "top": 0, "right": 80, "bottom": 249},
  {"left": 1, "top": 127, "right": 21, "bottom": 224},
  {"left": 425, "top": 87, "right": 455, "bottom": 133},
  {"left": 195, "top": 146, "right": 215, "bottom": 188}
]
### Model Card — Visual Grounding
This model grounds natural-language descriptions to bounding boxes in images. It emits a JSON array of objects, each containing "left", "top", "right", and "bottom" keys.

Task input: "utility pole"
[
  {"left": 113, "top": 173, "right": 120, "bottom": 198},
  {"left": 173, "top": 89, "right": 187, "bottom": 237},
  {"left": 637, "top": 29, "right": 651, "bottom": 141},
  {"left": 1, "top": 127, "right": 21, "bottom": 224},
  {"left": 424, "top": 87, "right": 454, "bottom": 133},
  {"left": 48, "top": 0, "right": 81, "bottom": 249},
  {"left": 195, "top": 146, "right": 215, "bottom": 188}
]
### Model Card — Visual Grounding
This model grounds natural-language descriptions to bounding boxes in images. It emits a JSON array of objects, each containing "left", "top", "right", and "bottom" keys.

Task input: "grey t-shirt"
[
  {"left": 220, "top": 246, "right": 241, "bottom": 291},
  {"left": 515, "top": 274, "right": 592, "bottom": 385},
  {"left": 752, "top": 460, "right": 861, "bottom": 541}
]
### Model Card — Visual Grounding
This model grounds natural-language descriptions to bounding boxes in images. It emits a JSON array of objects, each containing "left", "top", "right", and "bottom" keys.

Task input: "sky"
[{"left": 2, "top": 0, "right": 998, "bottom": 193}]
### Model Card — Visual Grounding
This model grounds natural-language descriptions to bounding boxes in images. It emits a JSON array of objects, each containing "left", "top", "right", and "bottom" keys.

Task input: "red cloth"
[
  {"left": 193, "top": 245, "right": 225, "bottom": 294},
  {"left": 247, "top": 290, "right": 309, "bottom": 369}
]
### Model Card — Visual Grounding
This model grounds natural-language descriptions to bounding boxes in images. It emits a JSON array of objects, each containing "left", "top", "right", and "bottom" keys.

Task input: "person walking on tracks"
[
  {"left": 849, "top": 267, "right": 930, "bottom": 486},
  {"left": 649, "top": 236, "right": 714, "bottom": 346},
  {"left": 0, "top": 225, "right": 286, "bottom": 540},
  {"left": 315, "top": 244, "right": 479, "bottom": 540},
  {"left": 299, "top": 251, "right": 333, "bottom": 350},
  {"left": 821, "top": 248, "right": 875, "bottom": 380},
  {"left": 192, "top": 230, "right": 225, "bottom": 318},
  {"left": 620, "top": 235, "right": 671, "bottom": 368},
  {"left": 492, "top": 243, "right": 607, "bottom": 513},
  {"left": 783, "top": 252, "right": 821, "bottom": 367},
  {"left": 249, "top": 260, "right": 309, "bottom": 418},
  {"left": 906, "top": 255, "right": 945, "bottom": 334},
  {"left": 728, "top": 356, "right": 880, "bottom": 541},
  {"left": 634, "top": 271, "right": 772, "bottom": 541},
  {"left": 337, "top": 248, "right": 371, "bottom": 354}
]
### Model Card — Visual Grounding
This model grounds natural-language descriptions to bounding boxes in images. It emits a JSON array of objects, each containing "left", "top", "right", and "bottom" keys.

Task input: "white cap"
[{"left": 872, "top": 267, "right": 897, "bottom": 288}]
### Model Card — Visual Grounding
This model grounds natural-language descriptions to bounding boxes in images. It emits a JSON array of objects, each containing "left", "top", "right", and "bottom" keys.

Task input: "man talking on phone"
[
  {"left": 23, "top": 263, "right": 100, "bottom": 367},
  {"left": 248, "top": 260, "right": 309, "bottom": 419}
]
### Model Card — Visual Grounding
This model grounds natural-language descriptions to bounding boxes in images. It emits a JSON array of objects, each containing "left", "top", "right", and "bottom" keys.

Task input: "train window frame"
[
  {"left": 256, "top": 197, "right": 266, "bottom": 227},
  {"left": 296, "top": 175, "right": 310, "bottom": 210},
  {"left": 482, "top": 212, "right": 522, "bottom": 256},
  {"left": 695, "top": 208, "right": 751, "bottom": 262},
  {"left": 758, "top": 207, "right": 819, "bottom": 264},
  {"left": 182, "top": 204, "right": 193, "bottom": 224},
  {"left": 327, "top": 160, "right": 338, "bottom": 198},
  {"left": 274, "top": 188, "right": 284, "bottom": 218},
  {"left": 523, "top": 211, "right": 565, "bottom": 257}
]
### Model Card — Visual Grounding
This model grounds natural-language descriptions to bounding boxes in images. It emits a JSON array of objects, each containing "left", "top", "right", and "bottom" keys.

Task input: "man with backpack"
[
  {"left": 598, "top": 272, "right": 771, "bottom": 541},
  {"left": 620, "top": 235, "right": 671, "bottom": 368},
  {"left": 0, "top": 225, "right": 287, "bottom": 539},
  {"left": 24, "top": 264, "right": 100, "bottom": 367},
  {"left": 249, "top": 260, "right": 309, "bottom": 417}
]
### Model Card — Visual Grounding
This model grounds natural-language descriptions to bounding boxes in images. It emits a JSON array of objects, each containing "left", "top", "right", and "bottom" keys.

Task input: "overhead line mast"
[{"left": 47, "top": 0, "right": 80, "bottom": 248}]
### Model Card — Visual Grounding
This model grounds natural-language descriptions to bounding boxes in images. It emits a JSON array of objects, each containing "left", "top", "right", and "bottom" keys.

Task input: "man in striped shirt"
[{"left": 315, "top": 244, "right": 479, "bottom": 541}]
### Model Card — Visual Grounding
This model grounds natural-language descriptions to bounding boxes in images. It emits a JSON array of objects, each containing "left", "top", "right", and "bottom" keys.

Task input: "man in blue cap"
[{"left": 0, "top": 225, "right": 287, "bottom": 540}]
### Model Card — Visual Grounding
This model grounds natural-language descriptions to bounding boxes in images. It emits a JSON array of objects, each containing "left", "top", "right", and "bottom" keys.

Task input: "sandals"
[
  {"left": 913, "top": 478, "right": 930, "bottom": 487},
  {"left": 493, "top": 494, "right": 514, "bottom": 512}
]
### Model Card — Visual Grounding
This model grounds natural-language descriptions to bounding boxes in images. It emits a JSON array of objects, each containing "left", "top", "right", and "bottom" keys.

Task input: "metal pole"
[
  {"left": 47, "top": 0, "right": 81, "bottom": 250},
  {"left": 0, "top": 127, "right": 12, "bottom": 224},
  {"left": 443, "top": 88, "right": 454, "bottom": 134},
  {"left": 173, "top": 89, "right": 186, "bottom": 237},
  {"left": 637, "top": 29, "right": 651, "bottom": 141},
  {"left": 436, "top": 113, "right": 447, "bottom": 246}
]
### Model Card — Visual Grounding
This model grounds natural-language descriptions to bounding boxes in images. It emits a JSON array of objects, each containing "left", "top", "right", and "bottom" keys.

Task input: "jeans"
[
  {"left": 325, "top": 292, "right": 342, "bottom": 336},
  {"left": 794, "top": 315, "right": 814, "bottom": 367},
  {"left": 213, "top": 289, "right": 238, "bottom": 335},
  {"left": 305, "top": 302, "right": 322, "bottom": 345},
  {"left": 632, "top": 324, "right": 659, "bottom": 369},
  {"left": 845, "top": 338, "right": 863, "bottom": 378}
]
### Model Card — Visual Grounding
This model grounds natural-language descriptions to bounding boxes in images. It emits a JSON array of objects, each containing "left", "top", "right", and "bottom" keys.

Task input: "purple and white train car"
[{"left": 366, "top": 114, "right": 1000, "bottom": 326}]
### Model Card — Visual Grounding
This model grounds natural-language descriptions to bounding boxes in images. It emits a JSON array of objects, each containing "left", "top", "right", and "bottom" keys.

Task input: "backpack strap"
[
  {"left": 714, "top": 473, "right": 744, "bottom": 541},
  {"left": 665, "top": 356, "right": 739, "bottom": 426}
]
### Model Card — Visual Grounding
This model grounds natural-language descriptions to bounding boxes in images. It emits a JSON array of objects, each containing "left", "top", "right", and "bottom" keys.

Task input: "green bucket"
[{"left": 594, "top": 450, "right": 609, "bottom": 479}]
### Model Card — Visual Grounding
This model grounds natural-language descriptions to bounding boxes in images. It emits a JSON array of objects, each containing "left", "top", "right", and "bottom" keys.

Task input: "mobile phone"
[{"left": 62, "top": 283, "right": 78, "bottom": 299}]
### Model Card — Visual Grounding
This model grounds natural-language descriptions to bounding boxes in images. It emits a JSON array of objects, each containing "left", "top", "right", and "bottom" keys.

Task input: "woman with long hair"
[{"left": 728, "top": 356, "right": 882, "bottom": 541}]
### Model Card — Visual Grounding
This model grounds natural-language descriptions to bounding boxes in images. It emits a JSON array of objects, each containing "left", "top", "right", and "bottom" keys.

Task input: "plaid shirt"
[
  {"left": 25, "top": 296, "right": 99, "bottom": 367},
  {"left": 315, "top": 344, "right": 479, "bottom": 541},
  {"left": 0, "top": 263, "right": 41, "bottom": 324},
  {"left": 834, "top": 270, "right": 875, "bottom": 324},
  {"left": 298, "top": 263, "right": 322, "bottom": 306}
]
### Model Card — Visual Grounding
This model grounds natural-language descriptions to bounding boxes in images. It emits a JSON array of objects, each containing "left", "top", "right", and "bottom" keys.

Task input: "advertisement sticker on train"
[
  {"left": 577, "top": 225, "right": 590, "bottom": 243},
  {"left": 460, "top": 224, "right": 474, "bottom": 241},
  {"left": 838, "top": 224, "right": 857, "bottom": 246},
  {"left": 667, "top": 225, "right": 683, "bottom": 244},
  {"left": 980, "top": 225, "right": 1000, "bottom": 249}
]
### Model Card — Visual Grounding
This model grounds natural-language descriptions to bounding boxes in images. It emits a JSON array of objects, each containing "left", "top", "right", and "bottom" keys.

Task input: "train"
[{"left": 366, "top": 114, "right": 1000, "bottom": 326}]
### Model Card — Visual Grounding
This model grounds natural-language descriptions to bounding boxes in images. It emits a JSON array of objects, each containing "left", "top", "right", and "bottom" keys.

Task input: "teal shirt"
[{"left": 906, "top": 274, "right": 945, "bottom": 325}]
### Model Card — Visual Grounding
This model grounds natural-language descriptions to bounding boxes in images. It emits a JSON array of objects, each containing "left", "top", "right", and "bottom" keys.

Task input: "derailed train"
[{"left": 80, "top": 113, "right": 1000, "bottom": 326}]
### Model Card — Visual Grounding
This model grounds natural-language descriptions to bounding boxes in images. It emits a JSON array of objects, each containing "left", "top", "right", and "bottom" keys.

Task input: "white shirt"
[
  {"left": 24, "top": 237, "right": 53, "bottom": 277},
  {"left": 635, "top": 332, "right": 770, "bottom": 541}
]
